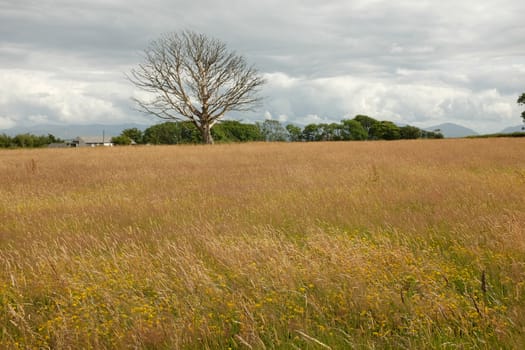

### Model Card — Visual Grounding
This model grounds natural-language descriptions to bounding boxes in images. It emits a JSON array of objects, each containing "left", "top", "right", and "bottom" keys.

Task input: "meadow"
[{"left": 0, "top": 139, "right": 524, "bottom": 349}]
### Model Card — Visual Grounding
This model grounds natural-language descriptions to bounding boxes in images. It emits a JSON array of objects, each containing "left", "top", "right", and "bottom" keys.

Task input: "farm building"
[{"left": 66, "top": 136, "right": 114, "bottom": 147}]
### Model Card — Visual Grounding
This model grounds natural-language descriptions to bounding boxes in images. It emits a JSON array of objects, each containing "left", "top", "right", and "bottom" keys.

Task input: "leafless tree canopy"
[{"left": 129, "top": 31, "right": 265, "bottom": 144}]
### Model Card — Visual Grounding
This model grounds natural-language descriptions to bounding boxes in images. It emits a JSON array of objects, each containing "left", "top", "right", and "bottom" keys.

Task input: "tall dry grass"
[{"left": 1, "top": 139, "right": 524, "bottom": 349}]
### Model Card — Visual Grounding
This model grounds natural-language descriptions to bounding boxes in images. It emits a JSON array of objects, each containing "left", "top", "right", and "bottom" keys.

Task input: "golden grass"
[{"left": 1, "top": 139, "right": 524, "bottom": 349}]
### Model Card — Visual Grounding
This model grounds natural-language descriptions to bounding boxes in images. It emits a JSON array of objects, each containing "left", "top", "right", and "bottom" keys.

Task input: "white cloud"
[
  {"left": 260, "top": 72, "right": 521, "bottom": 132},
  {"left": 0, "top": 69, "right": 148, "bottom": 127},
  {"left": 263, "top": 111, "right": 272, "bottom": 120},
  {"left": 0, "top": 0, "right": 524, "bottom": 132},
  {"left": 0, "top": 116, "right": 16, "bottom": 130}
]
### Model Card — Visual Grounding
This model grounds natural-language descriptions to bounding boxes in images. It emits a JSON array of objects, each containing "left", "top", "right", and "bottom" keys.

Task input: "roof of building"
[{"left": 75, "top": 136, "right": 114, "bottom": 143}]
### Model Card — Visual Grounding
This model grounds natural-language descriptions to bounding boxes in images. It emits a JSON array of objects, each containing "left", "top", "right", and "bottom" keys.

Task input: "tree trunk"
[{"left": 201, "top": 122, "right": 214, "bottom": 144}]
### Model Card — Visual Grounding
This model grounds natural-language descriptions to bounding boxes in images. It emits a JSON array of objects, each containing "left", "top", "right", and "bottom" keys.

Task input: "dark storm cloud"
[{"left": 0, "top": 0, "right": 524, "bottom": 133}]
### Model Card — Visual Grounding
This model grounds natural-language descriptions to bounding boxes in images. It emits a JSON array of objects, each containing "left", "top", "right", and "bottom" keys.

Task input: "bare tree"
[{"left": 129, "top": 31, "right": 265, "bottom": 144}]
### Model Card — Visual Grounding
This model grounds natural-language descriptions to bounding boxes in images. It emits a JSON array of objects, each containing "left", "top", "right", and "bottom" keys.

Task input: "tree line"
[
  {"left": 0, "top": 115, "right": 442, "bottom": 149},
  {"left": 112, "top": 115, "right": 443, "bottom": 145},
  {"left": 0, "top": 133, "right": 62, "bottom": 148}
]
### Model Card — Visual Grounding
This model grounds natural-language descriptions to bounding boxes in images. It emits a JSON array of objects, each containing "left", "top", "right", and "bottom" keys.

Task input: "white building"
[{"left": 67, "top": 136, "right": 114, "bottom": 147}]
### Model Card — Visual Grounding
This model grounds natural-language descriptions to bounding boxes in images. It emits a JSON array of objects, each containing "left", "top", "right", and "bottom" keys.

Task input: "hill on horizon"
[
  {"left": 500, "top": 125, "right": 525, "bottom": 134},
  {"left": 425, "top": 123, "right": 478, "bottom": 138}
]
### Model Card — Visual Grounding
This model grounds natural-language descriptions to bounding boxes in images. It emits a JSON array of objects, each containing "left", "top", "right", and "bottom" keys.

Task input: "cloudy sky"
[{"left": 1, "top": 0, "right": 524, "bottom": 133}]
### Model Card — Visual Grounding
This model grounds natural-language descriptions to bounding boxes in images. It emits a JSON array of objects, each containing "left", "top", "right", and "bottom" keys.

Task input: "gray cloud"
[{"left": 0, "top": 0, "right": 524, "bottom": 133}]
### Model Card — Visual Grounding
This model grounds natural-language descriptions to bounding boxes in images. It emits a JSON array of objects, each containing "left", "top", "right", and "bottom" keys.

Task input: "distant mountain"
[
  {"left": 500, "top": 125, "right": 525, "bottom": 134},
  {"left": 425, "top": 123, "right": 478, "bottom": 138},
  {"left": 0, "top": 123, "right": 150, "bottom": 139}
]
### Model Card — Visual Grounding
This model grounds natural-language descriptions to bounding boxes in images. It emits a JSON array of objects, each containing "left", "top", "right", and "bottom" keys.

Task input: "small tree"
[
  {"left": 143, "top": 122, "right": 180, "bottom": 144},
  {"left": 143, "top": 122, "right": 200, "bottom": 144},
  {"left": 129, "top": 30, "right": 265, "bottom": 144},
  {"left": 121, "top": 128, "right": 144, "bottom": 144},
  {"left": 0, "top": 134, "right": 11, "bottom": 148},
  {"left": 518, "top": 93, "right": 525, "bottom": 124},
  {"left": 286, "top": 124, "right": 303, "bottom": 142},
  {"left": 370, "top": 121, "right": 401, "bottom": 140},
  {"left": 212, "top": 121, "right": 263, "bottom": 142},
  {"left": 111, "top": 135, "right": 132, "bottom": 145},
  {"left": 302, "top": 124, "right": 323, "bottom": 142},
  {"left": 341, "top": 119, "right": 367, "bottom": 140},
  {"left": 399, "top": 125, "right": 422, "bottom": 139},
  {"left": 12, "top": 134, "right": 34, "bottom": 148},
  {"left": 354, "top": 115, "right": 378, "bottom": 139},
  {"left": 257, "top": 120, "right": 289, "bottom": 141}
]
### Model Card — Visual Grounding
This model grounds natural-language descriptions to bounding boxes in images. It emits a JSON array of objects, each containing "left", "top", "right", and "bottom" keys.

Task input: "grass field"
[{"left": 1, "top": 139, "right": 524, "bottom": 349}]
